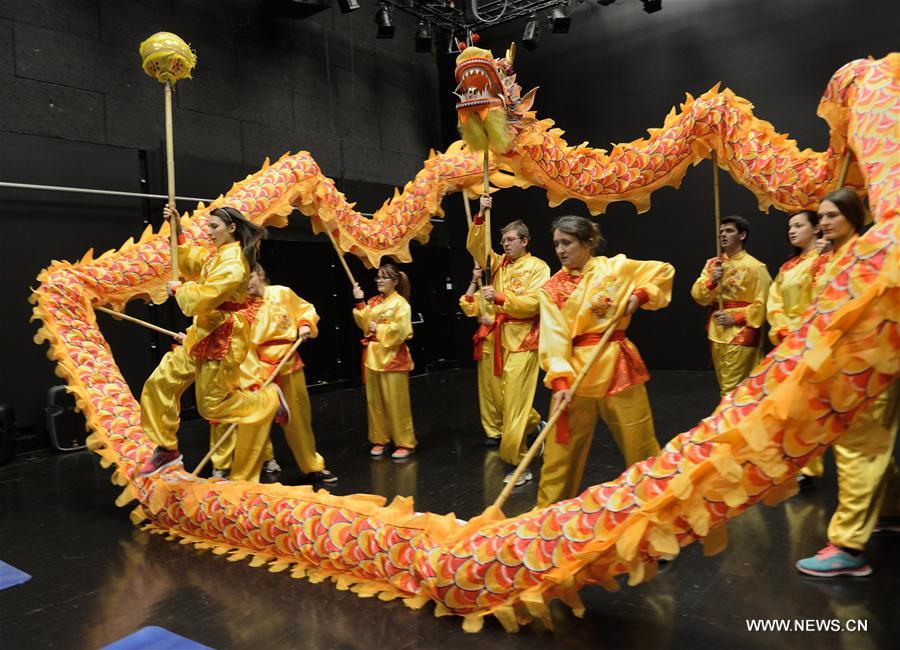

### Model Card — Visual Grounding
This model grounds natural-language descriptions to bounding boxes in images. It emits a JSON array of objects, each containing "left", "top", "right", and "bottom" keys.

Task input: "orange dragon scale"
[{"left": 30, "top": 49, "right": 898, "bottom": 632}]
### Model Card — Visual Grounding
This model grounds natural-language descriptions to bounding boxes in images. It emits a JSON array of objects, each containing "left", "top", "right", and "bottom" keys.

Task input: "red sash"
[
  {"left": 472, "top": 313, "right": 539, "bottom": 376},
  {"left": 189, "top": 299, "right": 253, "bottom": 361}
]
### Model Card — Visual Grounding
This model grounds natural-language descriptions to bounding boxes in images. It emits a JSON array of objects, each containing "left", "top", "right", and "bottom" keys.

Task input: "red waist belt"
[
  {"left": 258, "top": 338, "right": 303, "bottom": 377},
  {"left": 705, "top": 300, "right": 760, "bottom": 347},
  {"left": 472, "top": 313, "right": 538, "bottom": 376},
  {"left": 189, "top": 299, "right": 253, "bottom": 361},
  {"left": 555, "top": 329, "right": 648, "bottom": 444}
]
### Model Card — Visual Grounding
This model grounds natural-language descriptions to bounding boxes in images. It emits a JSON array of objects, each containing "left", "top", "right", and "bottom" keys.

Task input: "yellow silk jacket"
[
  {"left": 459, "top": 249, "right": 550, "bottom": 354},
  {"left": 690, "top": 250, "right": 772, "bottom": 346},
  {"left": 175, "top": 240, "right": 251, "bottom": 363},
  {"left": 250, "top": 285, "right": 320, "bottom": 377},
  {"left": 539, "top": 255, "right": 674, "bottom": 398},
  {"left": 766, "top": 249, "right": 820, "bottom": 344},
  {"left": 353, "top": 291, "right": 414, "bottom": 373}
]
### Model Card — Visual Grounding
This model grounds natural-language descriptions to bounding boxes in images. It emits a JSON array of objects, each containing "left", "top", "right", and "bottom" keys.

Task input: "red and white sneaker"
[
  {"left": 370, "top": 444, "right": 385, "bottom": 457},
  {"left": 137, "top": 446, "right": 182, "bottom": 477},
  {"left": 391, "top": 446, "right": 414, "bottom": 460},
  {"left": 273, "top": 384, "right": 291, "bottom": 426}
]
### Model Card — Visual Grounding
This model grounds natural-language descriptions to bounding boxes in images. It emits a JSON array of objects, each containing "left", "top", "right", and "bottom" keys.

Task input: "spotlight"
[
  {"left": 337, "top": 0, "right": 360, "bottom": 12},
  {"left": 415, "top": 21, "right": 432, "bottom": 53},
  {"left": 521, "top": 13, "right": 541, "bottom": 51},
  {"left": 641, "top": 0, "right": 662, "bottom": 13},
  {"left": 550, "top": 7, "right": 570, "bottom": 34},
  {"left": 597, "top": 0, "right": 615, "bottom": 5},
  {"left": 375, "top": 4, "right": 394, "bottom": 39}
]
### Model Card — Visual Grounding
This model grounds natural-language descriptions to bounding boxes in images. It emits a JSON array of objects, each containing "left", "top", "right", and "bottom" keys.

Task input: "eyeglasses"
[{"left": 500, "top": 236, "right": 522, "bottom": 244}]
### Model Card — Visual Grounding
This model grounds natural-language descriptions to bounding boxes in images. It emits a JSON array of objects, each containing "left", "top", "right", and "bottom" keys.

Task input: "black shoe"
[
  {"left": 797, "top": 475, "right": 815, "bottom": 490},
  {"left": 313, "top": 469, "right": 338, "bottom": 484},
  {"left": 484, "top": 437, "right": 500, "bottom": 447}
]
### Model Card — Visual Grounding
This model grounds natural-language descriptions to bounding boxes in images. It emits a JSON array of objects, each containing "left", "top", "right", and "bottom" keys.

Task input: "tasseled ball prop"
[{"left": 139, "top": 32, "right": 197, "bottom": 84}]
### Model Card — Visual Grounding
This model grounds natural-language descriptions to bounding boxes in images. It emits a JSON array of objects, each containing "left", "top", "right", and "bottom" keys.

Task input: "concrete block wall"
[{"left": 0, "top": 0, "right": 444, "bottom": 186}]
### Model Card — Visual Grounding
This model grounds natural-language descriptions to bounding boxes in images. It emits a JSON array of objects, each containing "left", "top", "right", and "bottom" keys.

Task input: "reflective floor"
[{"left": 1, "top": 369, "right": 897, "bottom": 649}]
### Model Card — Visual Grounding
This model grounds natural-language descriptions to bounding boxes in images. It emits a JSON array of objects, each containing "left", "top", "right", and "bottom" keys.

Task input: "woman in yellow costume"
[
  {"left": 766, "top": 210, "right": 827, "bottom": 488},
  {"left": 352, "top": 263, "right": 417, "bottom": 460},
  {"left": 536, "top": 215, "right": 674, "bottom": 507},
  {"left": 209, "top": 268, "right": 337, "bottom": 483},
  {"left": 138, "top": 206, "right": 284, "bottom": 478},
  {"left": 795, "top": 188, "right": 899, "bottom": 577}
]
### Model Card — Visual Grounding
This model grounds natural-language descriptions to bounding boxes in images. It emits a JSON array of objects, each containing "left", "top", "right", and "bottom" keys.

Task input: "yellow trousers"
[
  {"left": 827, "top": 385, "right": 899, "bottom": 550},
  {"left": 208, "top": 420, "right": 274, "bottom": 482},
  {"left": 536, "top": 384, "right": 660, "bottom": 508},
  {"left": 711, "top": 342, "right": 761, "bottom": 395},
  {"left": 211, "top": 369, "right": 325, "bottom": 475},
  {"left": 364, "top": 368, "right": 416, "bottom": 448},
  {"left": 140, "top": 344, "right": 195, "bottom": 450},
  {"left": 477, "top": 344, "right": 541, "bottom": 464},
  {"left": 801, "top": 454, "right": 825, "bottom": 478}
]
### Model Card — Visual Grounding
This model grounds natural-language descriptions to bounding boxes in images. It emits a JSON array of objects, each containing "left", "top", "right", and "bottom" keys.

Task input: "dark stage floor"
[{"left": 1, "top": 369, "right": 897, "bottom": 649}]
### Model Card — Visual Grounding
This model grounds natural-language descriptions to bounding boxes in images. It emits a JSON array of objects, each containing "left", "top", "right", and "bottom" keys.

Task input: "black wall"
[
  {"left": 438, "top": 0, "right": 899, "bottom": 372},
  {"left": 2, "top": 0, "right": 898, "bottom": 440}
]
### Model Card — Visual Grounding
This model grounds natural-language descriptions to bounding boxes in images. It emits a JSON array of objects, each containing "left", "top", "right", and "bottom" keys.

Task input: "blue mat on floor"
[
  {"left": 0, "top": 561, "right": 31, "bottom": 590},
  {"left": 101, "top": 627, "right": 214, "bottom": 650}
]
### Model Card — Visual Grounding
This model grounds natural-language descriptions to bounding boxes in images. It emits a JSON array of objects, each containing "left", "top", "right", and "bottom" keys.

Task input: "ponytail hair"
[
  {"left": 210, "top": 206, "right": 267, "bottom": 272},
  {"left": 379, "top": 262, "right": 410, "bottom": 301}
]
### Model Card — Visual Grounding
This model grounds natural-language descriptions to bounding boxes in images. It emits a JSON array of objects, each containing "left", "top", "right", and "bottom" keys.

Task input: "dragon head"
[{"left": 454, "top": 44, "right": 537, "bottom": 155}]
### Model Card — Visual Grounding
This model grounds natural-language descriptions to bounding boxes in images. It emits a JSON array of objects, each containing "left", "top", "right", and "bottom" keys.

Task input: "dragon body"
[{"left": 30, "top": 49, "right": 898, "bottom": 632}]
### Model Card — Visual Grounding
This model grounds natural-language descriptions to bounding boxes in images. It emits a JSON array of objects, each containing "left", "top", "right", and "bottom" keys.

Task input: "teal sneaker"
[{"left": 796, "top": 544, "right": 872, "bottom": 577}]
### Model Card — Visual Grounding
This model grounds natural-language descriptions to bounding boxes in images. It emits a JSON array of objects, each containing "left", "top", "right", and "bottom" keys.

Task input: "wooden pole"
[
  {"left": 482, "top": 150, "right": 492, "bottom": 286},
  {"left": 462, "top": 192, "right": 488, "bottom": 312},
  {"left": 164, "top": 81, "right": 179, "bottom": 281},
  {"left": 712, "top": 150, "right": 724, "bottom": 312},
  {"left": 836, "top": 149, "right": 853, "bottom": 188},
  {"left": 324, "top": 227, "right": 357, "bottom": 286},
  {"left": 491, "top": 314, "right": 624, "bottom": 512},
  {"left": 96, "top": 306, "right": 180, "bottom": 339},
  {"left": 191, "top": 335, "right": 305, "bottom": 477}
]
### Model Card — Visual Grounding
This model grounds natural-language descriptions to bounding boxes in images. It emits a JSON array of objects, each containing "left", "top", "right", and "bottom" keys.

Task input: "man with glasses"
[{"left": 460, "top": 195, "right": 550, "bottom": 486}]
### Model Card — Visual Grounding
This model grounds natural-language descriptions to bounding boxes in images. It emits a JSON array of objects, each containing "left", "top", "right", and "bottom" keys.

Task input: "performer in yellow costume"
[
  {"left": 460, "top": 194, "right": 550, "bottom": 485},
  {"left": 691, "top": 215, "right": 772, "bottom": 395},
  {"left": 352, "top": 263, "right": 417, "bottom": 460},
  {"left": 209, "top": 268, "right": 337, "bottom": 483},
  {"left": 796, "top": 188, "right": 900, "bottom": 577},
  {"left": 536, "top": 215, "right": 674, "bottom": 508},
  {"left": 138, "top": 206, "right": 282, "bottom": 477},
  {"left": 766, "top": 210, "right": 828, "bottom": 486}
]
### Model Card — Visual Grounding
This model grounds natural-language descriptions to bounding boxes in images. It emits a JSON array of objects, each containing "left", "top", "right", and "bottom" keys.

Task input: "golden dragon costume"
[{"left": 30, "top": 46, "right": 898, "bottom": 632}]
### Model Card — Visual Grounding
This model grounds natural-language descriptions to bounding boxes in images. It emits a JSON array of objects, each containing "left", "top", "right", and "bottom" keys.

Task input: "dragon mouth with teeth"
[{"left": 454, "top": 56, "right": 504, "bottom": 122}]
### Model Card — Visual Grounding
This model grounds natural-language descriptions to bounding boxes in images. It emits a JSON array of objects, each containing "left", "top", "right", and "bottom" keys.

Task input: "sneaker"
[
  {"left": 313, "top": 469, "right": 338, "bottom": 483},
  {"left": 391, "top": 446, "right": 414, "bottom": 460},
  {"left": 211, "top": 468, "right": 229, "bottom": 479},
  {"left": 137, "top": 446, "right": 182, "bottom": 477},
  {"left": 273, "top": 384, "right": 291, "bottom": 426},
  {"left": 527, "top": 421, "right": 548, "bottom": 457},
  {"left": 873, "top": 517, "right": 900, "bottom": 533},
  {"left": 796, "top": 544, "right": 872, "bottom": 577},
  {"left": 370, "top": 444, "right": 385, "bottom": 457},
  {"left": 797, "top": 474, "right": 815, "bottom": 490},
  {"left": 263, "top": 458, "right": 281, "bottom": 474},
  {"left": 484, "top": 437, "right": 500, "bottom": 447},
  {"left": 503, "top": 469, "right": 533, "bottom": 487}
]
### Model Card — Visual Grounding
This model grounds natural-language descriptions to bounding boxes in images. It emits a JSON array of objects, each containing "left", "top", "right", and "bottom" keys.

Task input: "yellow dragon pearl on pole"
[
  {"left": 139, "top": 32, "right": 197, "bottom": 84},
  {"left": 139, "top": 32, "right": 197, "bottom": 282}
]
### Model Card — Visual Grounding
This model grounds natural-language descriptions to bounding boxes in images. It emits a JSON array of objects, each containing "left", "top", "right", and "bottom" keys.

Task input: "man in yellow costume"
[
  {"left": 209, "top": 269, "right": 337, "bottom": 483},
  {"left": 691, "top": 215, "right": 771, "bottom": 396},
  {"left": 461, "top": 194, "right": 550, "bottom": 486}
]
